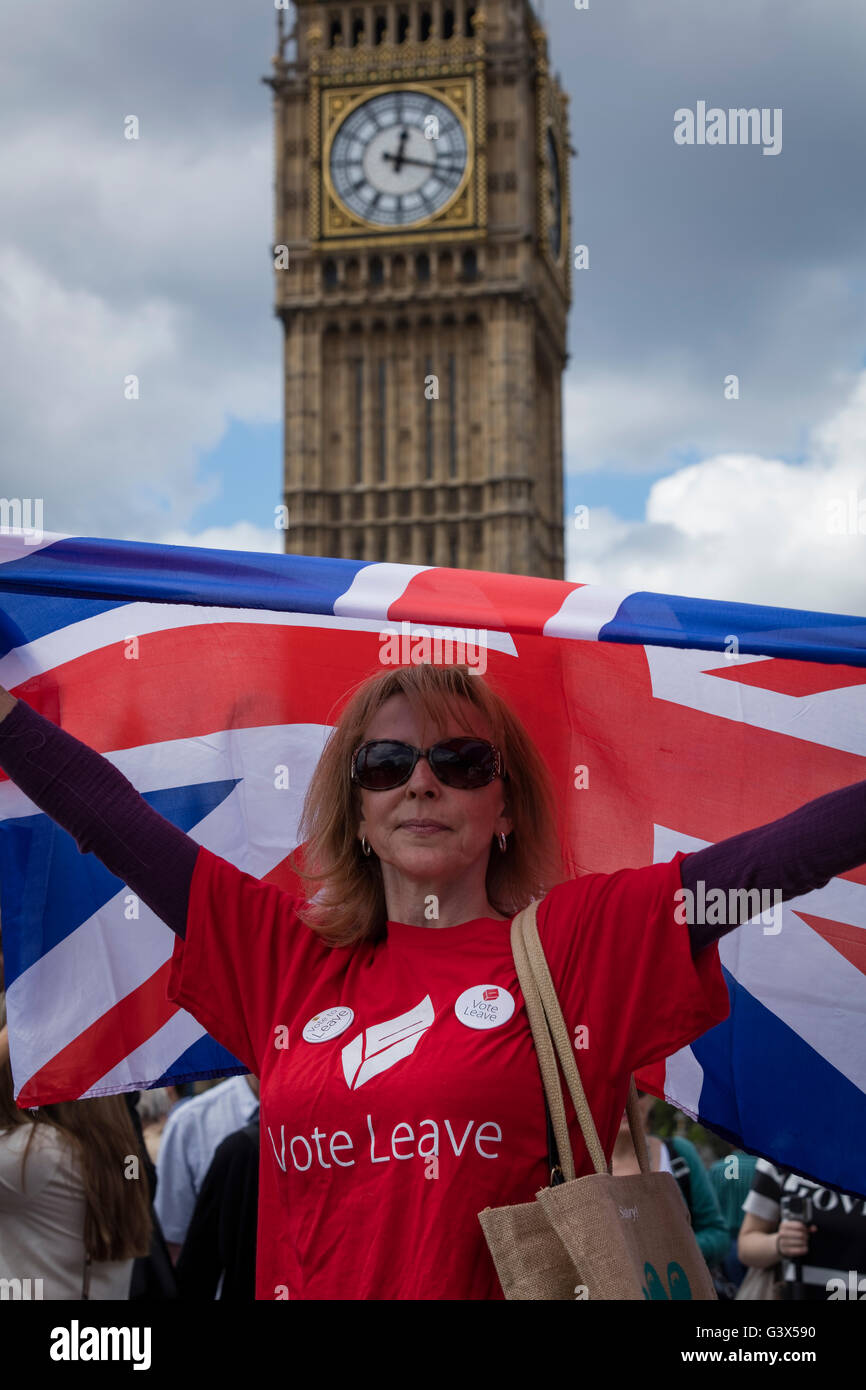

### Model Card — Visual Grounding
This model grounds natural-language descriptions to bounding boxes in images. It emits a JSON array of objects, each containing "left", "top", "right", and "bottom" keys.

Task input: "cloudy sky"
[{"left": 2, "top": 0, "right": 865, "bottom": 615}]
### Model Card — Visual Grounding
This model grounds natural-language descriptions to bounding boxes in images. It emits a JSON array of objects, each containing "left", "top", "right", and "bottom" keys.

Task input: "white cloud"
[
  {"left": 153, "top": 521, "right": 283, "bottom": 554},
  {"left": 0, "top": 115, "right": 279, "bottom": 541},
  {"left": 567, "top": 370, "right": 866, "bottom": 616}
]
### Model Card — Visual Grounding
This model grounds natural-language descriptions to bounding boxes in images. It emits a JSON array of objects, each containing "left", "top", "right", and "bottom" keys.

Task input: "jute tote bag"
[{"left": 478, "top": 900, "right": 717, "bottom": 1301}]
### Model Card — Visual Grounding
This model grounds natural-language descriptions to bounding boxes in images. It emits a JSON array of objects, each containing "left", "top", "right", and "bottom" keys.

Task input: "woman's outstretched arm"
[
  {"left": 0, "top": 690, "right": 198, "bottom": 938},
  {"left": 681, "top": 777, "right": 866, "bottom": 954}
]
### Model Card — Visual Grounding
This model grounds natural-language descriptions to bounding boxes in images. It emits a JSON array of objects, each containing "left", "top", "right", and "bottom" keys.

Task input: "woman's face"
[{"left": 355, "top": 693, "right": 512, "bottom": 893}]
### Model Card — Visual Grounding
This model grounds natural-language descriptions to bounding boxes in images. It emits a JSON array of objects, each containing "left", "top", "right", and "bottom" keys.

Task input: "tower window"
[
  {"left": 448, "top": 353, "right": 457, "bottom": 478},
  {"left": 369, "top": 255, "right": 384, "bottom": 286},
  {"left": 346, "top": 258, "right": 361, "bottom": 290},
  {"left": 374, "top": 13, "right": 387, "bottom": 44},
  {"left": 415, "top": 252, "right": 430, "bottom": 283},
  {"left": 323, "top": 259, "right": 338, "bottom": 290},
  {"left": 425, "top": 353, "right": 434, "bottom": 482},
  {"left": 465, "top": 7, "right": 477, "bottom": 37},
  {"left": 420, "top": 9, "right": 432, "bottom": 40},
  {"left": 397, "top": 9, "right": 409, "bottom": 43},
  {"left": 426, "top": 531, "right": 435, "bottom": 566},
  {"left": 351, "top": 15, "right": 365, "bottom": 46},
  {"left": 461, "top": 248, "right": 478, "bottom": 281},
  {"left": 449, "top": 532, "right": 458, "bottom": 569},
  {"left": 353, "top": 359, "right": 364, "bottom": 485},
  {"left": 443, "top": 8, "right": 455, "bottom": 39},
  {"left": 376, "top": 359, "right": 387, "bottom": 481},
  {"left": 329, "top": 17, "right": 343, "bottom": 47}
]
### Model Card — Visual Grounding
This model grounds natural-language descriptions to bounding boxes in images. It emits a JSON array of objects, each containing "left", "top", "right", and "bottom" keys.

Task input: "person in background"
[
  {"left": 155, "top": 1072, "right": 259, "bottom": 1263},
  {"left": 612, "top": 1090, "right": 730, "bottom": 1272},
  {"left": 122, "top": 1089, "right": 178, "bottom": 1300},
  {"left": 0, "top": 991, "right": 151, "bottom": 1298},
  {"left": 708, "top": 1149, "right": 759, "bottom": 1290},
  {"left": 175, "top": 1078, "right": 260, "bottom": 1300},
  {"left": 739, "top": 1158, "right": 866, "bottom": 1300},
  {"left": 137, "top": 1084, "right": 193, "bottom": 1166}
]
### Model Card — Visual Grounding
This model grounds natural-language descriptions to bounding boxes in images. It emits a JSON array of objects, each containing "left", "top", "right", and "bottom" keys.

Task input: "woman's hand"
[
  {"left": 776, "top": 1218, "right": 817, "bottom": 1258},
  {"left": 0, "top": 686, "right": 17, "bottom": 723}
]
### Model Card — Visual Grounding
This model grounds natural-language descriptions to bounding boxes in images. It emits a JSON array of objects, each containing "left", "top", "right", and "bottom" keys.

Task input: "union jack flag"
[{"left": 0, "top": 529, "right": 864, "bottom": 1198}]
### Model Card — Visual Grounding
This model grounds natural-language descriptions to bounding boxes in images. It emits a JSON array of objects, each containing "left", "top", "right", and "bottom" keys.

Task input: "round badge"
[
  {"left": 454, "top": 984, "right": 515, "bottom": 1031},
  {"left": 302, "top": 1006, "right": 355, "bottom": 1044}
]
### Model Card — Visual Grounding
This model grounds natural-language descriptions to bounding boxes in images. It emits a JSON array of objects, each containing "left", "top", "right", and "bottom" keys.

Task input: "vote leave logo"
[
  {"left": 341, "top": 996, "right": 435, "bottom": 1090},
  {"left": 454, "top": 984, "right": 516, "bottom": 1031}
]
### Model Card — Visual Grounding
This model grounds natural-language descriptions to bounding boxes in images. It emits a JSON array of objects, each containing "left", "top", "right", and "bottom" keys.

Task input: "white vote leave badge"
[
  {"left": 303, "top": 1006, "right": 355, "bottom": 1044},
  {"left": 454, "top": 985, "right": 515, "bottom": 1031}
]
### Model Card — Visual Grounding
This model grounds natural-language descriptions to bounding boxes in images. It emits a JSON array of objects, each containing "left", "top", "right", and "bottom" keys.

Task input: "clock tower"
[{"left": 265, "top": 1, "right": 571, "bottom": 578}]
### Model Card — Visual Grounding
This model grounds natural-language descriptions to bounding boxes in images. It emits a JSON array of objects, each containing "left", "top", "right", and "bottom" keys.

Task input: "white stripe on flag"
[
  {"left": 82, "top": 1009, "right": 209, "bottom": 1099},
  {"left": 645, "top": 644, "right": 866, "bottom": 758},
  {"left": 655, "top": 823, "right": 866, "bottom": 1095},
  {"left": 662, "top": 1045, "right": 705, "bottom": 1121},
  {"left": 542, "top": 584, "right": 631, "bottom": 641},
  {"left": 0, "top": 599, "right": 474, "bottom": 691},
  {"left": 0, "top": 527, "right": 68, "bottom": 563},
  {"left": 7, "top": 723, "right": 326, "bottom": 1094},
  {"left": 333, "top": 562, "right": 434, "bottom": 619}
]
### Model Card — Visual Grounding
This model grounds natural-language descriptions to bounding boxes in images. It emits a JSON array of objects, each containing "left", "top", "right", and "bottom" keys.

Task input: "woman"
[
  {"left": 0, "top": 662, "right": 863, "bottom": 1300},
  {"left": 0, "top": 993, "right": 152, "bottom": 1298}
]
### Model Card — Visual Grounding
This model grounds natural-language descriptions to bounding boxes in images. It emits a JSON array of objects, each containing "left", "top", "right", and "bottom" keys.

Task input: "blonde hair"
[{"left": 291, "top": 663, "right": 565, "bottom": 946}]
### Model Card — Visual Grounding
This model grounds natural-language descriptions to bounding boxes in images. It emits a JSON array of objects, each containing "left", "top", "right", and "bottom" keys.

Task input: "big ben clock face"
[{"left": 328, "top": 89, "right": 469, "bottom": 228}]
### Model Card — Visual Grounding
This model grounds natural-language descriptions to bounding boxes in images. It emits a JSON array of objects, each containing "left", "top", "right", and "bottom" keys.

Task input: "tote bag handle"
[{"left": 511, "top": 900, "right": 651, "bottom": 1183}]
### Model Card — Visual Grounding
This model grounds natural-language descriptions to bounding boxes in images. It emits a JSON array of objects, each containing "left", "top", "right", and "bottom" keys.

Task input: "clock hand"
[
  {"left": 382, "top": 151, "right": 464, "bottom": 172},
  {"left": 392, "top": 127, "right": 409, "bottom": 174}
]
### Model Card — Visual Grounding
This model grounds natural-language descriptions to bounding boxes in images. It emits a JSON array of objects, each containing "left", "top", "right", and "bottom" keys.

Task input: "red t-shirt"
[{"left": 167, "top": 847, "right": 729, "bottom": 1300}]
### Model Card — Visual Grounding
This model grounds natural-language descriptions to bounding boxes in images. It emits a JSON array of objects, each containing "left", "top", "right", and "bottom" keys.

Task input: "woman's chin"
[{"left": 391, "top": 848, "right": 459, "bottom": 878}]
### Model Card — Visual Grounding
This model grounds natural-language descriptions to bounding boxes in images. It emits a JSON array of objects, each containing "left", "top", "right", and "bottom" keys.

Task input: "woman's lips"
[{"left": 400, "top": 822, "right": 449, "bottom": 834}]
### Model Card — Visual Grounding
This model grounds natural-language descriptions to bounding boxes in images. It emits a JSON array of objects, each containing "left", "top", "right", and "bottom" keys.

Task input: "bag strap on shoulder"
[{"left": 511, "top": 900, "right": 651, "bottom": 1180}]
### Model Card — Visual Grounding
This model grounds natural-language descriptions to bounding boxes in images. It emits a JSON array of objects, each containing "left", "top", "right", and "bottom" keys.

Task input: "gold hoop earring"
[{"left": 361, "top": 835, "right": 372, "bottom": 857}]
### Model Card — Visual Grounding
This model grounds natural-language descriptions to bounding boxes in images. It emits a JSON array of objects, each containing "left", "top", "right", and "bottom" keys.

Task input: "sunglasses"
[{"left": 351, "top": 738, "right": 505, "bottom": 791}]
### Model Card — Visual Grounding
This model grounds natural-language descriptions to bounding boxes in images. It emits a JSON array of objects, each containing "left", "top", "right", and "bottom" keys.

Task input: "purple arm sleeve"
[
  {"left": 0, "top": 699, "right": 198, "bottom": 938},
  {"left": 681, "top": 779, "right": 866, "bottom": 954}
]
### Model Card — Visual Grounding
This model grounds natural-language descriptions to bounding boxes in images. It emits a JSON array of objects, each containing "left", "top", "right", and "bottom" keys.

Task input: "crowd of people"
[{"left": 2, "top": 992, "right": 863, "bottom": 1301}]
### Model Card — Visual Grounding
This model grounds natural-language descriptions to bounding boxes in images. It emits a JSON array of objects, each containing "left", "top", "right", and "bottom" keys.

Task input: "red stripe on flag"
[
  {"left": 4, "top": 622, "right": 386, "bottom": 771},
  {"left": 16, "top": 961, "right": 178, "bottom": 1107},
  {"left": 706, "top": 659, "right": 866, "bottom": 698},
  {"left": 388, "top": 570, "right": 584, "bottom": 633},
  {"left": 792, "top": 911, "right": 866, "bottom": 976}
]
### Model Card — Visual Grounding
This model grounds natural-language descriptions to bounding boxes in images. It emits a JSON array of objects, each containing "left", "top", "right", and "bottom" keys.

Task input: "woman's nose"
[{"left": 405, "top": 754, "right": 439, "bottom": 792}]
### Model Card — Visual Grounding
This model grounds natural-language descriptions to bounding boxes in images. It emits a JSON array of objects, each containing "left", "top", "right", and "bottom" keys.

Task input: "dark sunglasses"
[{"left": 351, "top": 738, "right": 505, "bottom": 791}]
